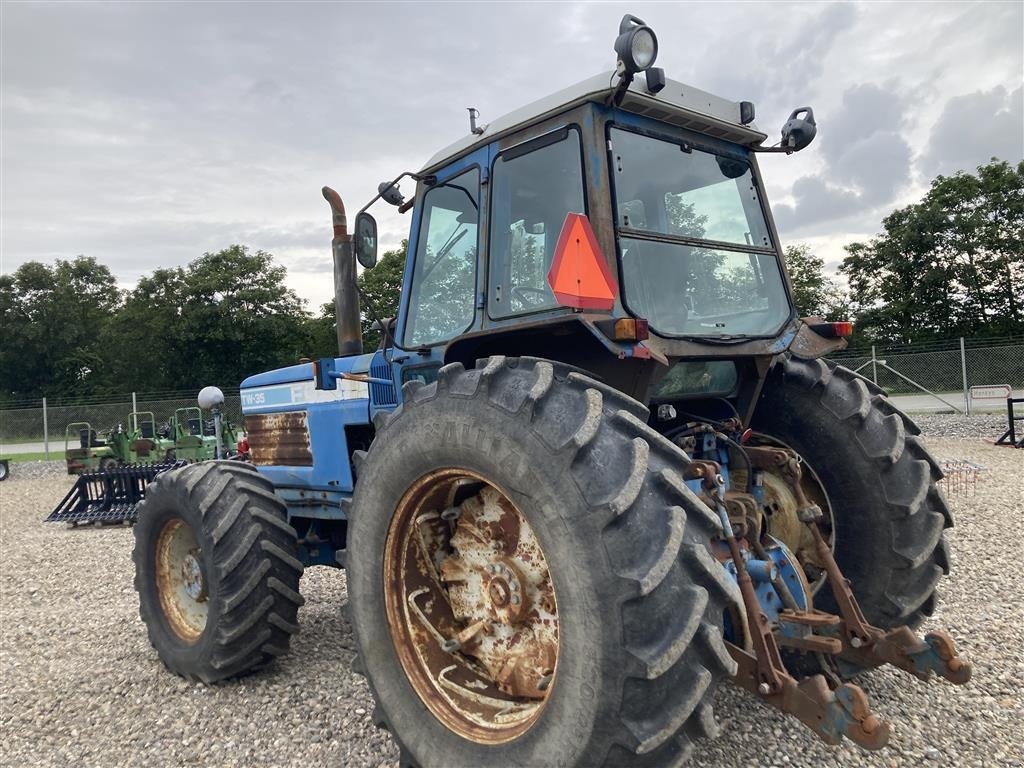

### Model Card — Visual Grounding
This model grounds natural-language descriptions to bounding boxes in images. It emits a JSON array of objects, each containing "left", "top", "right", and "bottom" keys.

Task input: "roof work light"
[{"left": 614, "top": 15, "right": 658, "bottom": 75}]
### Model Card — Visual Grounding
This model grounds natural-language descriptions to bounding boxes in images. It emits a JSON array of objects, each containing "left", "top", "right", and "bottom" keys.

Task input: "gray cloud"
[
  {"left": 774, "top": 82, "right": 913, "bottom": 231},
  {"left": 919, "top": 86, "right": 1024, "bottom": 177},
  {"left": 693, "top": 2, "right": 858, "bottom": 108},
  {"left": 1, "top": 1, "right": 1021, "bottom": 306}
]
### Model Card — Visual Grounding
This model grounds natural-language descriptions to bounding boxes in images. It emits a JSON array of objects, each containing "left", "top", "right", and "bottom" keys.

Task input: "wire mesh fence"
[
  {"left": 0, "top": 390, "right": 243, "bottom": 456},
  {"left": 829, "top": 336, "right": 1024, "bottom": 413},
  {"left": 1, "top": 336, "right": 1021, "bottom": 456}
]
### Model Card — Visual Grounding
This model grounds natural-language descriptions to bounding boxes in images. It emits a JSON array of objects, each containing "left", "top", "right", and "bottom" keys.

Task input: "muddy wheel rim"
[
  {"left": 731, "top": 433, "right": 836, "bottom": 594},
  {"left": 384, "top": 469, "right": 559, "bottom": 744},
  {"left": 155, "top": 518, "right": 209, "bottom": 642}
]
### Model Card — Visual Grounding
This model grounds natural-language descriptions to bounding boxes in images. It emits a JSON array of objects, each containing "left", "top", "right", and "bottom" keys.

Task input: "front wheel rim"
[
  {"left": 383, "top": 469, "right": 559, "bottom": 745},
  {"left": 154, "top": 518, "right": 209, "bottom": 642}
]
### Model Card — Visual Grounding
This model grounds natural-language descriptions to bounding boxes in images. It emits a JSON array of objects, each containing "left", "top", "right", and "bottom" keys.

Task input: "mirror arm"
[
  {"left": 357, "top": 170, "right": 436, "bottom": 218},
  {"left": 750, "top": 145, "right": 796, "bottom": 155}
]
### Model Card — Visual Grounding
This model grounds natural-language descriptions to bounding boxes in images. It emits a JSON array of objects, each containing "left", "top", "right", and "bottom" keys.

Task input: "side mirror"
[
  {"left": 354, "top": 212, "right": 378, "bottom": 269},
  {"left": 781, "top": 107, "right": 817, "bottom": 151}
]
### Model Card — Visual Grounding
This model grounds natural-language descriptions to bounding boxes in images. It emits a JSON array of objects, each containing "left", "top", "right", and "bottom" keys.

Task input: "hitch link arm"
[
  {"left": 787, "top": 457, "right": 972, "bottom": 685},
  {"left": 691, "top": 459, "right": 892, "bottom": 750}
]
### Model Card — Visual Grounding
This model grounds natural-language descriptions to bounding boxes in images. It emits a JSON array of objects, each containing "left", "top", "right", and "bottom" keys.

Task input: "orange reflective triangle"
[{"left": 546, "top": 213, "right": 617, "bottom": 311}]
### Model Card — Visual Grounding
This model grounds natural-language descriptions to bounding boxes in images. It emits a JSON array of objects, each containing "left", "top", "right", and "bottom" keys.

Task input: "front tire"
[
  {"left": 752, "top": 356, "right": 952, "bottom": 631},
  {"left": 132, "top": 461, "right": 304, "bottom": 683},
  {"left": 348, "top": 357, "right": 738, "bottom": 768}
]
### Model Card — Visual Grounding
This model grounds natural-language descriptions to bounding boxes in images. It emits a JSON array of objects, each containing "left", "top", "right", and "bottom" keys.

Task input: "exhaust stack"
[{"left": 322, "top": 186, "right": 362, "bottom": 356}]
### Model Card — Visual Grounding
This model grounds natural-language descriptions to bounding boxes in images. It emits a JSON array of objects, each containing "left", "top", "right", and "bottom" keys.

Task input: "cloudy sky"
[{"left": 2, "top": 1, "right": 1022, "bottom": 310}]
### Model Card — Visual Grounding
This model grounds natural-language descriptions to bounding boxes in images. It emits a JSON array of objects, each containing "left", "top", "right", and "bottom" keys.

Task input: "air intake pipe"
[{"left": 322, "top": 186, "right": 362, "bottom": 356}]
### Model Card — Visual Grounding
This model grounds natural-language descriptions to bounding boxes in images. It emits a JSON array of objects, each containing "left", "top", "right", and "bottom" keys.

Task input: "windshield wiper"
[{"left": 421, "top": 226, "right": 469, "bottom": 282}]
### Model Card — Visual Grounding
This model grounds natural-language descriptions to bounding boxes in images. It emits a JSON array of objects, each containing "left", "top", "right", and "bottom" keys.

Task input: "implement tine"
[{"left": 45, "top": 461, "right": 188, "bottom": 526}]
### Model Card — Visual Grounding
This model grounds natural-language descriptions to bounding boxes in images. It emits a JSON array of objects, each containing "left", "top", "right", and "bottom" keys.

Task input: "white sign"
[{"left": 969, "top": 384, "right": 1011, "bottom": 401}]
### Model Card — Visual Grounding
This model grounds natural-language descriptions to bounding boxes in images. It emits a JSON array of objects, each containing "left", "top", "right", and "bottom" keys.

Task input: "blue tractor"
[{"left": 130, "top": 16, "right": 970, "bottom": 767}]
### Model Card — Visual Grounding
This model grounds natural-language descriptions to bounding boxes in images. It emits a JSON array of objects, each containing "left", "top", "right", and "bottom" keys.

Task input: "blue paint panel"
[
  {"left": 241, "top": 362, "right": 313, "bottom": 388},
  {"left": 241, "top": 354, "right": 374, "bottom": 390}
]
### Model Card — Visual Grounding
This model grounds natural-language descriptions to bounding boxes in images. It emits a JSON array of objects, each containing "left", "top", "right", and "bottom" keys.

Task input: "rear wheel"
[
  {"left": 348, "top": 357, "right": 738, "bottom": 767},
  {"left": 752, "top": 356, "right": 952, "bottom": 632},
  {"left": 132, "top": 461, "right": 304, "bottom": 683}
]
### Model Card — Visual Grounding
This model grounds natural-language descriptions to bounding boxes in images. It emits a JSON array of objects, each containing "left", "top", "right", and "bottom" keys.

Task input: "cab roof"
[{"left": 421, "top": 71, "right": 769, "bottom": 174}]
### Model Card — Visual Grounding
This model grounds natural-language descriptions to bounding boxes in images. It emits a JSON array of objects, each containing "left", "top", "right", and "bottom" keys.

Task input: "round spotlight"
[
  {"left": 629, "top": 28, "right": 657, "bottom": 70},
  {"left": 614, "top": 15, "right": 658, "bottom": 75}
]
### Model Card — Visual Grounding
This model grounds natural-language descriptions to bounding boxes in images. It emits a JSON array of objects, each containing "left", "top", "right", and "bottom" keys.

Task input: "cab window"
[
  {"left": 403, "top": 168, "right": 480, "bottom": 347},
  {"left": 488, "top": 127, "right": 585, "bottom": 318}
]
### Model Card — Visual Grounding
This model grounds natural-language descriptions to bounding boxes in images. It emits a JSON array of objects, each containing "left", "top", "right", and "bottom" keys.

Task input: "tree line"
[
  {"left": 2, "top": 159, "right": 1020, "bottom": 403},
  {"left": 787, "top": 159, "right": 1022, "bottom": 349}
]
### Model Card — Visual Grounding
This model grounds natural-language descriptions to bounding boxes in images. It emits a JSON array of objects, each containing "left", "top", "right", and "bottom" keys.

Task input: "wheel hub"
[
  {"left": 384, "top": 470, "right": 559, "bottom": 744},
  {"left": 181, "top": 552, "right": 207, "bottom": 601},
  {"left": 154, "top": 518, "right": 209, "bottom": 643}
]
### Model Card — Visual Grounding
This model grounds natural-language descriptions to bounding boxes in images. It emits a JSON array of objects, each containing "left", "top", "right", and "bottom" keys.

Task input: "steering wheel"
[{"left": 510, "top": 286, "right": 550, "bottom": 308}]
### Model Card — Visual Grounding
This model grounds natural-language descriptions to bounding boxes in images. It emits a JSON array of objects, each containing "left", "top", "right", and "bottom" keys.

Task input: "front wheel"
[
  {"left": 348, "top": 357, "right": 738, "bottom": 768},
  {"left": 132, "top": 461, "right": 304, "bottom": 683}
]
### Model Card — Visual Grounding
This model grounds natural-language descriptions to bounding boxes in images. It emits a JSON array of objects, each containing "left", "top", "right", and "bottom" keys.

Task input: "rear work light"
[{"left": 810, "top": 321, "right": 855, "bottom": 338}]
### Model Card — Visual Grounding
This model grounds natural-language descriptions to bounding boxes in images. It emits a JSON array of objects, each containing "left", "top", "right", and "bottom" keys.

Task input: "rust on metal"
[
  {"left": 728, "top": 642, "right": 890, "bottom": 750},
  {"left": 244, "top": 411, "right": 313, "bottom": 466},
  {"left": 154, "top": 517, "right": 208, "bottom": 643},
  {"left": 132, "top": 439, "right": 155, "bottom": 458},
  {"left": 383, "top": 469, "right": 558, "bottom": 745},
  {"left": 788, "top": 317, "right": 849, "bottom": 359},
  {"left": 737, "top": 440, "right": 835, "bottom": 592}
]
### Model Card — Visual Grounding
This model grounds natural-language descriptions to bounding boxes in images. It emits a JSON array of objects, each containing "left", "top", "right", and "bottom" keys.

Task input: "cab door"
[{"left": 391, "top": 147, "right": 488, "bottom": 394}]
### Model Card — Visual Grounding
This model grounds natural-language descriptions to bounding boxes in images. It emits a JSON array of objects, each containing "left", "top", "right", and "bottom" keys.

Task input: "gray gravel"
[
  {"left": 911, "top": 413, "right": 1009, "bottom": 441},
  {"left": 1, "top": 460, "right": 68, "bottom": 482},
  {"left": 2, "top": 434, "right": 1022, "bottom": 767}
]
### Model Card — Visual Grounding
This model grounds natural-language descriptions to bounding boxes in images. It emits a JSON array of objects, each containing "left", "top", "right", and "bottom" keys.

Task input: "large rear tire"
[
  {"left": 132, "top": 461, "right": 304, "bottom": 683},
  {"left": 752, "top": 356, "right": 952, "bottom": 631},
  {"left": 348, "top": 357, "right": 738, "bottom": 768}
]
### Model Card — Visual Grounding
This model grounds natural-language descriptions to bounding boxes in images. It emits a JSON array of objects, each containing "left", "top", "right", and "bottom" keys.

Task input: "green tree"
[
  {"left": 841, "top": 159, "right": 1023, "bottom": 344},
  {"left": 103, "top": 245, "right": 313, "bottom": 392},
  {"left": 313, "top": 241, "right": 408, "bottom": 354},
  {"left": 783, "top": 244, "right": 850, "bottom": 319},
  {"left": 358, "top": 242, "right": 407, "bottom": 349},
  {"left": 0, "top": 256, "right": 122, "bottom": 401}
]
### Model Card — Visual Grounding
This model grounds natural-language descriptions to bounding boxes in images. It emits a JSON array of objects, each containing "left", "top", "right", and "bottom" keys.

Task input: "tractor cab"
[{"left": 347, "top": 23, "right": 833, "bottom": 416}]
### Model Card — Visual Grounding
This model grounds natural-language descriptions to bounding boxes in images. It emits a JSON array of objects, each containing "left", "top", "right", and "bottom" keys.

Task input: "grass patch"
[{"left": 0, "top": 451, "right": 56, "bottom": 462}]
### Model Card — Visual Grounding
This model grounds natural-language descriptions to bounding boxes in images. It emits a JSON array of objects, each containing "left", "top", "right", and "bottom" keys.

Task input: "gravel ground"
[{"left": 2, "top": 432, "right": 1021, "bottom": 767}]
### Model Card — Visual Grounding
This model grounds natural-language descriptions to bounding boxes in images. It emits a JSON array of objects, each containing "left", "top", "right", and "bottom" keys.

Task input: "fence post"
[
  {"left": 132, "top": 392, "right": 138, "bottom": 414},
  {"left": 871, "top": 345, "right": 878, "bottom": 385},
  {"left": 959, "top": 337, "right": 970, "bottom": 416},
  {"left": 42, "top": 397, "right": 49, "bottom": 459}
]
